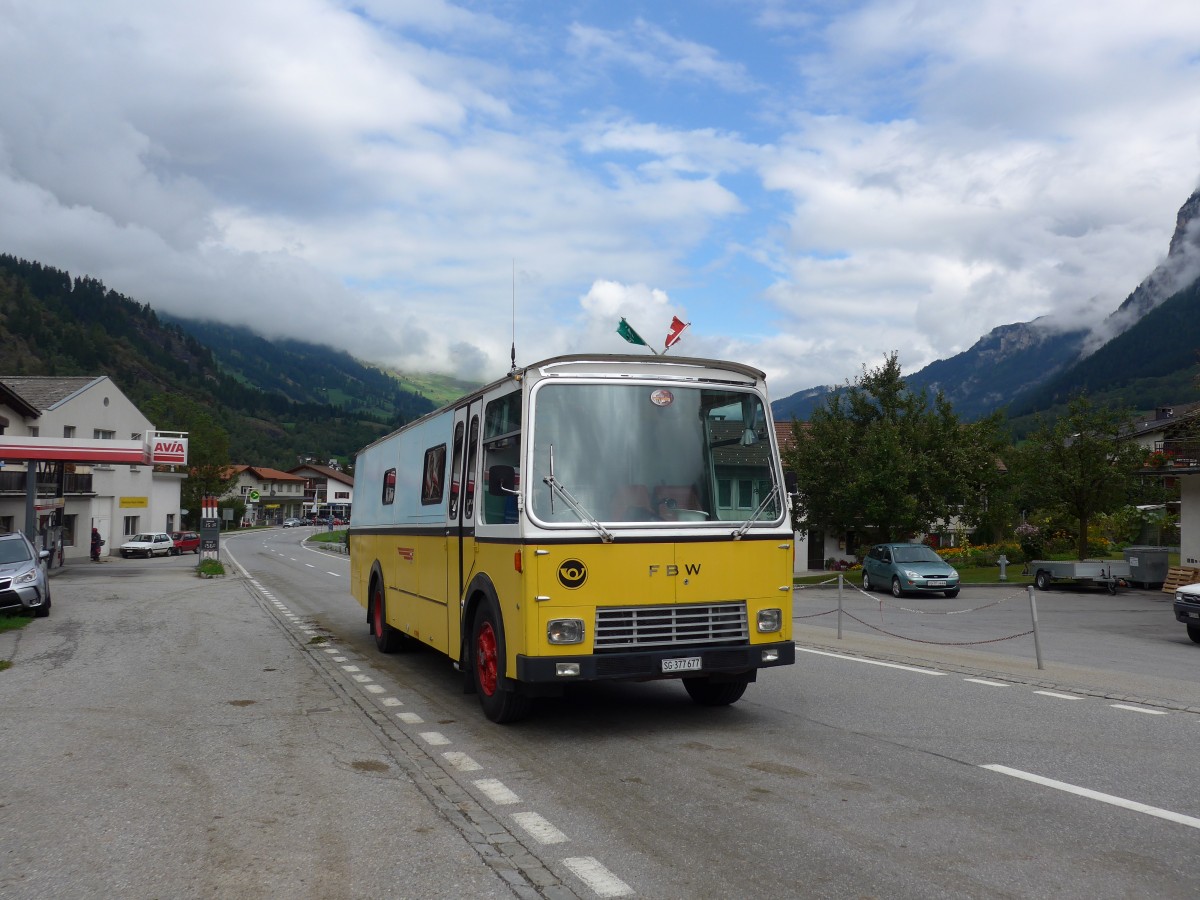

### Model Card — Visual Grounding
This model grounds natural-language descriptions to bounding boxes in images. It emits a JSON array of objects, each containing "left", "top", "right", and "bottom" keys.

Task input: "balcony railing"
[
  {"left": 0, "top": 471, "right": 94, "bottom": 494},
  {"left": 1152, "top": 440, "right": 1200, "bottom": 468}
]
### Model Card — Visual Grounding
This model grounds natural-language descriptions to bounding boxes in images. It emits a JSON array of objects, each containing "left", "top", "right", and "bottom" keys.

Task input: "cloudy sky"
[{"left": 2, "top": 1, "right": 1199, "bottom": 398}]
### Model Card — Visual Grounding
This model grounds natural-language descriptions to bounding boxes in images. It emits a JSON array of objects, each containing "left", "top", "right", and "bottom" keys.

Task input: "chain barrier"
[
  {"left": 840, "top": 608, "right": 1035, "bottom": 646},
  {"left": 792, "top": 576, "right": 1045, "bottom": 663}
]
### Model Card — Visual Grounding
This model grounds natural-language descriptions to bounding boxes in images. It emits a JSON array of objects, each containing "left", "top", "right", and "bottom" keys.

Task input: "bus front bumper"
[{"left": 516, "top": 641, "right": 795, "bottom": 684}]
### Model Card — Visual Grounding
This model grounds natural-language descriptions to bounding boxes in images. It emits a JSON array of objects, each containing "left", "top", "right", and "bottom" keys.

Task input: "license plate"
[
  {"left": 927, "top": 580, "right": 947, "bottom": 587},
  {"left": 662, "top": 656, "right": 702, "bottom": 673}
]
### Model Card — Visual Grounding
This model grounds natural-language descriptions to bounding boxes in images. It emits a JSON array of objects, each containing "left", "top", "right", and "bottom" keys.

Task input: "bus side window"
[
  {"left": 464, "top": 416, "right": 480, "bottom": 521},
  {"left": 482, "top": 392, "right": 522, "bottom": 524},
  {"left": 448, "top": 422, "right": 464, "bottom": 519},
  {"left": 382, "top": 468, "right": 396, "bottom": 505}
]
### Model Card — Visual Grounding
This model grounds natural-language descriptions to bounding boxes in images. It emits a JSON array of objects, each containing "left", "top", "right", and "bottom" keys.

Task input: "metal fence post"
[
  {"left": 837, "top": 572, "right": 844, "bottom": 640},
  {"left": 1026, "top": 585, "right": 1044, "bottom": 670}
]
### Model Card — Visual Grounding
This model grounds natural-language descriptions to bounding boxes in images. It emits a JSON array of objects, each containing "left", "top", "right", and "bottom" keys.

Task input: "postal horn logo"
[{"left": 557, "top": 558, "right": 588, "bottom": 589}]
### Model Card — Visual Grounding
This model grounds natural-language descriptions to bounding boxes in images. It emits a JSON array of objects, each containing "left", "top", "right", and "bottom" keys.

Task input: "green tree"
[
  {"left": 141, "top": 394, "right": 233, "bottom": 527},
  {"left": 1015, "top": 394, "right": 1145, "bottom": 560},
  {"left": 783, "top": 353, "right": 1009, "bottom": 548}
]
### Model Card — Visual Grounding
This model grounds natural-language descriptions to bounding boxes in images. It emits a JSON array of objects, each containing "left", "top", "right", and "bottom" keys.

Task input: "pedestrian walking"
[{"left": 90, "top": 527, "right": 103, "bottom": 561}]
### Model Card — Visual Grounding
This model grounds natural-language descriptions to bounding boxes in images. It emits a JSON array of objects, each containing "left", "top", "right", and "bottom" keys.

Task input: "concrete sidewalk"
[{"left": 0, "top": 560, "right": 543, "bottom": 899}]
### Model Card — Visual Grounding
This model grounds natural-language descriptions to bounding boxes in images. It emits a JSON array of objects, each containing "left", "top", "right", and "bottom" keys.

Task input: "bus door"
[{"left": 447, "top": 401, "right": 482, "bottom": 655}]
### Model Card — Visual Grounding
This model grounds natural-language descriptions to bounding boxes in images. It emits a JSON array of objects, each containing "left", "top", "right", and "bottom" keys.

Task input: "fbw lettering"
[{"left": 648, "top": 563, "right": 701, "bottom": 576}]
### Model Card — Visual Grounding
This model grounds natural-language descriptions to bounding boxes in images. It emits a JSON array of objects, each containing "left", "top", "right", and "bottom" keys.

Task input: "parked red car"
[{"left": 170, "top": 531, "right": 201, "bottom": 555}]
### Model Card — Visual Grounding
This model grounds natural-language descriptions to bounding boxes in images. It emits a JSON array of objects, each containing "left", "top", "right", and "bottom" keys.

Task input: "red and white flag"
[{"left": 664, "top": 316, "right": 689, "bottom": 350}]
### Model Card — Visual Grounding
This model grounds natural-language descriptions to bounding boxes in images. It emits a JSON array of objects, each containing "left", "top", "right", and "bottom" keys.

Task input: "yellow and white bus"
[{"left": 349, "top": 354, "right": 795, "bottom": 722}]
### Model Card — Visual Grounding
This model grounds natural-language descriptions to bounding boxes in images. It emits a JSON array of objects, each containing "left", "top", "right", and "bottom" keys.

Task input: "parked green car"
[{"left": 863, "top": 542, "right": 960, "bottom": 598}]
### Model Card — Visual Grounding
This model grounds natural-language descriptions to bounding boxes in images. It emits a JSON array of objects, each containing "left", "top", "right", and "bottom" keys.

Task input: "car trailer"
[{"left": 1029, "top": 559, "right": 1131, "bottom": 594}]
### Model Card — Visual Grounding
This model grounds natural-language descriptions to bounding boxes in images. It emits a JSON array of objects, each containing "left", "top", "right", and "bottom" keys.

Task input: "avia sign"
[{"left": 149, "top": 433, "right": 189, "bottom": 465}]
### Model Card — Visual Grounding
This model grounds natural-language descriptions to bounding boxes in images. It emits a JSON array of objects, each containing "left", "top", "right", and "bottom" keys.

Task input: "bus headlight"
[
  {"left": 757, "top": 608, "right": 782, "bottom": 633},
  {"left": 547, "top": 619, "right": 585, "bottom": 644}
]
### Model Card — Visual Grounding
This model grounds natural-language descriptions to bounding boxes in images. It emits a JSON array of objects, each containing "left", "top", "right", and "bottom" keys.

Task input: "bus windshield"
[{"left": 528, "top": 383, "right": 781, "bottom": 526}]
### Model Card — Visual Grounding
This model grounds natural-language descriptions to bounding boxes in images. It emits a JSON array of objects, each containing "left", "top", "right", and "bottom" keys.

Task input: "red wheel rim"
[
  {"left": 372, "top": 587, "right": 383, "bottom": 636},
  {"left": 476, "top": 621, "right": 499, "bottom": 696}
]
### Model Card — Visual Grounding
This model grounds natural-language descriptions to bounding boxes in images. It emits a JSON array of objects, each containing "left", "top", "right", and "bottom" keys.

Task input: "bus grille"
[{"left": 594, "top": 602, "right": 748, "bottom": 650}]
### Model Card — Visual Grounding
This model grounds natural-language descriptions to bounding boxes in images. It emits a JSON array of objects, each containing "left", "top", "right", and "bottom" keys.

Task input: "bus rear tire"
[
  {"left": 471, "top": 601, "right": 531, "bottom": 724},
  {"left": 370, "top": 580, "right": 405, "bottom": 654},
  {"left": 683, "top": 676, "right": 749, "bottom": 707}
]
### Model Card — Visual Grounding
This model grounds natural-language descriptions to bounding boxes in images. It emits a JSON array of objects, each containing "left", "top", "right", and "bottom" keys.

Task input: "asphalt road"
[{"left": 2, "top": 532, "right": 1198, "bottom": 899}]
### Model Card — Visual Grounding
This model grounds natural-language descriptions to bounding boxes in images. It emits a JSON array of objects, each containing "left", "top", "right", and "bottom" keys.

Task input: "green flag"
[{"left": 617, "top": 317, "right": 648, "bottom": 347}]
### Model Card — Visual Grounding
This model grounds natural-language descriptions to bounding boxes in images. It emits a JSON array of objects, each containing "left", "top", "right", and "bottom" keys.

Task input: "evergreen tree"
[{"left": 783, "top": 353, "right": 1009, "bottom": 549}]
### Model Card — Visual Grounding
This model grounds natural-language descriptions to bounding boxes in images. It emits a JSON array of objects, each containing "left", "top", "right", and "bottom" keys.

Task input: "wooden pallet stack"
[{"left": 1161, "top": 566, "right": 1200, "bottom": 593}]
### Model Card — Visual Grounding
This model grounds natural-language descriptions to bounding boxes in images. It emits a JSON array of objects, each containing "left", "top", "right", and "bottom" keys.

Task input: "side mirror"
[
  {"left": 488, "top": 465, "right": 517, "bottom": 496},
  {"left": 784, "top": 471, "right": 798, "bottom": 494}
]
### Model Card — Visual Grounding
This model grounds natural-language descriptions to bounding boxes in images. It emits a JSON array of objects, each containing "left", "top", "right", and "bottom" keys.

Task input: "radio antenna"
[{"left": 508, "top": 259, "right": 518, "bottom": 375}]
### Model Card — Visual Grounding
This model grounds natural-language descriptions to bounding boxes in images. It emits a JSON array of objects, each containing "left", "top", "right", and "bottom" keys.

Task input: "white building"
[{"left": 0, "top": 376, "right": 186, "bottom": 561}]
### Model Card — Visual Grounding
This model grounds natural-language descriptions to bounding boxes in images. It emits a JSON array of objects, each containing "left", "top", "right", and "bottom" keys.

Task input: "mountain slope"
[
  {"left": 772, "top": 186, "right": 1200, "bottom": 423},
  {"left": 162, "top": 316, "right": 436, "bottom": 422},
  {"left": 1011, "top": 278, "right": 1200, "bottom": 417},
  {"left": 0, "top": 255, "right": 435, "bottom": 468}
]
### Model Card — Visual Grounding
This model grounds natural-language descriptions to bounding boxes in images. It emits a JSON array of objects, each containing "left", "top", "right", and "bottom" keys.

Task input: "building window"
[
  {"left": 94, "top": 429, "right": 116, "bottom": 440},
  {"left": 124, "top": 516, "right": 139, "bottom": 536},
  {"left": 29, "top": 426, "right": 39, "bottom": 438},
  {"left": 63, "top": 426, "right": 76, "bottom": 438}
]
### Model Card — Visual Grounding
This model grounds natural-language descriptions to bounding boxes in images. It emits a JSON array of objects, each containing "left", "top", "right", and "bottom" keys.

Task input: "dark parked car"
[
  {"left": 863, "top": 542, "right": 960, "bottom": 598},
  {"left": 0, "top": 531, "right": 52, "bottom": 617},
  {"left": 170, "top": 531, "right": 200, "bottom": 555}
]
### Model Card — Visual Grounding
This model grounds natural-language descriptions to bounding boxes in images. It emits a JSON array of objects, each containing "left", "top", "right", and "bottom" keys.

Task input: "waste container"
[{"left": 1123, "top": 546, "right": 1170, "bottom": 588}]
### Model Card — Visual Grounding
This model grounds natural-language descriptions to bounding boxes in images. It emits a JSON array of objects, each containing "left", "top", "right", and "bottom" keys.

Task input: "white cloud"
[{"left": 0, "top": 0, "right": 1198, "bottom": 404}]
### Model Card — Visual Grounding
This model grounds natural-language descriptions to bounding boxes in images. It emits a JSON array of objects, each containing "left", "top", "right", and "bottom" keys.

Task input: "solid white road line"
[
  {"left": 982, "top": 764, "right": 1200, "bottom": 830},
  {"left": 797, "top": 646, "right": 945, "bottom": 675}
]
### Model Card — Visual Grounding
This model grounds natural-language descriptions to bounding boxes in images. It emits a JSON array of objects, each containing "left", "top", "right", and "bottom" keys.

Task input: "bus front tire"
[
  {"left": 471, "top": 602, "right": 531, "bottom": 724},
  {"left": 683, "top": 676, "right": 749, "bottom": 707}
]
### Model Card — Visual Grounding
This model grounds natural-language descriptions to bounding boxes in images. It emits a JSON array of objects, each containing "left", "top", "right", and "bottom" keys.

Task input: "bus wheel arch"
[
  {"left": 463, "top": 578, "right": 531, "bottom": 723},
  {"left": 368, "top": 564, "right": 406, "bottom": 653}
]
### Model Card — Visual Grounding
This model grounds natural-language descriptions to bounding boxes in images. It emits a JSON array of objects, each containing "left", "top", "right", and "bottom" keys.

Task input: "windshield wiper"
[
  {"left": 543, "top": 445, "right": 614, "bottom": 542},
  {"left": 732, "top": 482, "right": 781, "bottom": 540}
]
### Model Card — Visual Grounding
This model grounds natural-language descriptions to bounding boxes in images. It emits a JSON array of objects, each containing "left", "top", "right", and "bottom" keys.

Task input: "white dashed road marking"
[
  {"left": 1110, "top": 703, "right": 1168, "bottom": 715},
  {"left": 443, "top": 751, "right": 481, "bottom": 771},
  {"left": 983, "top": 764, "right": 1200, "bottom": 830},
  {"left": 474, "top": 778, "right": 521, "bottom": 805},
  {"left": 512, "top": 811, "right": 569, "bottom": 845},
  {"left": 562, "top": 857, "right": 634, "bottom": 898},
  {"left": 228, "top": 540, "right": 639, "bottom": 898},
  {"left": 1035, "top": 690, "right": 1082, "bottom": 700},
  {"left": 965, "top": 678, "right": 1010, "bottom": 686}
]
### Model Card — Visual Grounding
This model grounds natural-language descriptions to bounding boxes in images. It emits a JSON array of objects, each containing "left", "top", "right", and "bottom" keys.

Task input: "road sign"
[{"left": 249, "top": 490, "right": 260, "bottom": 502}]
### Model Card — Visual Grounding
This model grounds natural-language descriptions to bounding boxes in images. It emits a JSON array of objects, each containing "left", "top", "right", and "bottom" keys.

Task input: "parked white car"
[{"left": 120, "top": 532, "right": 174, "bottom": 558}]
